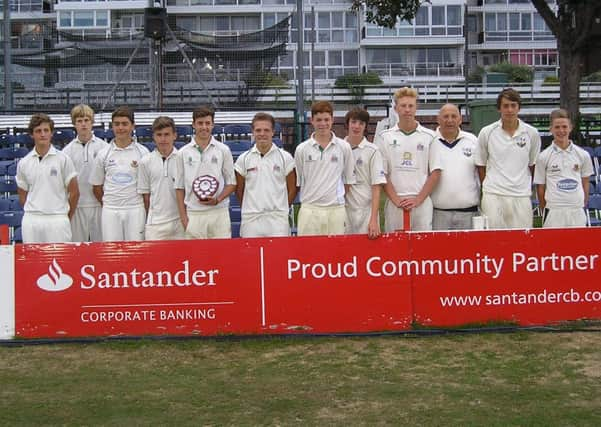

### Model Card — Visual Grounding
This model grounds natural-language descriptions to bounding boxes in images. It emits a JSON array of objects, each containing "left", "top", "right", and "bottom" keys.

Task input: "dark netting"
[{"left": 1, "top": 15, "right": 291, "bottom": 108}]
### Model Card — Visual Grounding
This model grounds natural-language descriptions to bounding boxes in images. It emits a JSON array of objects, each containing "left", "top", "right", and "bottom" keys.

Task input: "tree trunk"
[{"left": 558, "top": 39, "right": 583, "bottom": 135}]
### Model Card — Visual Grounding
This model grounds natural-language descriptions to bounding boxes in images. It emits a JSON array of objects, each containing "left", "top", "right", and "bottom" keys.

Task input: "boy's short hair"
[
  {"left": 28, "top": 113, "right": 54, "bottom": 134},
  {"left": 152, "top": 116, "right": 176, "bottom": 133},
  {"left": 311, "top": 101, "right": 334, "bottom": 117},
  {"left": 549, "top": 108, "right": 571, "bottom": 124},
  {"left": 345, "top": 108, "right": 370, "bottom": 127},
  {"left": 70, "top": 104, "right": 95, "bottom": 125},
  {"left": 496, "top": 88, "right": 522, "bottom": 109},
  {"left": 252, "top": 112, "right": 275, "bottom": 130},
  {"left": 192, "top": 106, "right": 215, "bottom": 122},
  {"left": 393, "top": 86, "right": 418, "bottom": 101},
  {"left": 112, "top": 106, "right": 134, "bottom": 124}
]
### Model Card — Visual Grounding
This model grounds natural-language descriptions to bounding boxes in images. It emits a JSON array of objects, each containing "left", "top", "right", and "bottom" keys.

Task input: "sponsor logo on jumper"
[{"left": 557, "top": 179, "right": 578, "bottom": 192}]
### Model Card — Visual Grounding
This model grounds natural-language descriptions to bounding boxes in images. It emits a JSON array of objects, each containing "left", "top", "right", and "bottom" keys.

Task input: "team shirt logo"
[
  {"left": 516, "top": 135, "right": 528, "bottom": 148},
  {"left": 331, "top": 155, "right": 339, "bottom": 163},
  {"left": 573, "top": 164, "right": 580, "bottom": 172},
  {"left": 462, "top": 147, "right": 472, "bottom": 157},
  {"left": 131, "top": 160, "right": 138, "bottom": 168},
  {"left": 50, "top": 167, "right": 58, "bottom": 177},
  {"left": 401, "top": 152, "right": 413, "bottom": 166},
  {"left": 550, "top": 163, "right": 561, "bottom": 173},
  {"left": 356, "top": 158, "right": 363, "bottom": 166},
  {"left": 273, "top": 165, "right": 281, "bottom": 172},
  {"left": 211, "top": 156, "right": 218, "bottom": 164},
  {"left": 417, "top": 144, "right": 424, "bottom": 151},
  {"left": 557, "top": 179, "right": 578, "bottom": 192}
]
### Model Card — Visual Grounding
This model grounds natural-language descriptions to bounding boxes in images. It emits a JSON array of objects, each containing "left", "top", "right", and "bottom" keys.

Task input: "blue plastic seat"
[
  {"left": 231, "top": 221, "right": 241, "bottom": 238},
  {"left": 0, "top": 211, "right": 23, "bottom": 227},
  {"left": 0, "top": 178, "right": 18, "bottom": 194},
  {"left": 52, "top": 129, "right": 76, "bottom": 146},
  {"left": 0, "top": 198, "right": 10, "bottom": 211},
  {"left": 226, "top": 140, "right": 252, "bottom": 158},
  {"left": 14, "top": 133, "right": 33, "bottom": 147}
]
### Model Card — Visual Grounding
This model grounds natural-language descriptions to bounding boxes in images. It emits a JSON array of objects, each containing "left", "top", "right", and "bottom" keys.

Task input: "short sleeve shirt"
[
  {"left": 16, "top": 146, "right": 78, "bottom": 215},
  {"left": 475, "top": 119, "right": 541, "bottom": 197},
  {"left": 234, "top": 144, "right": 295, "bottom": 215},
  {"left": 62, "top": 136, "right": 109, "bottom": 208},
  {"left": 294, "top": 133, "right": 356, "bottom": 206},
  {"left": 375, "top": 123, "right": 441, "bottom": 196},
  {"left": 137, "top": 148, "right": 180, "bottom": 225},
  {"left": 533, "top": 142, "right": 594, "bottom": 208},
  {"left": 174, "top": 137, "right": 236, "bottom": 211},
  {"left": 430, "top": 130, "right": 480, "bottom": 209},
  {"left": 345, "top": 138, "right": 386, "bottom": 211},
  {"left": 89, "top": 141, "right": 150, "bottom": 208}
]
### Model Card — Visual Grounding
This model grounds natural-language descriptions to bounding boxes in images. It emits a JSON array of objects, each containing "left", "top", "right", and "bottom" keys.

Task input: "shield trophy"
[{"left": 193, "top": 175, "right": 219, "bottom": 201}]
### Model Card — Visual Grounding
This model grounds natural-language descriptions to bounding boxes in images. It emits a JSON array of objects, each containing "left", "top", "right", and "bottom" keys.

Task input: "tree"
[{"left": 351, "top": 0, "right": 601, "bottom": 124}]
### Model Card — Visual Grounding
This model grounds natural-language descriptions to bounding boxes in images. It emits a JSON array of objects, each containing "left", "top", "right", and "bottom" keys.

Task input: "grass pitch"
[{"left": 1, "top": 331, "right": 600, "bottom": 426}]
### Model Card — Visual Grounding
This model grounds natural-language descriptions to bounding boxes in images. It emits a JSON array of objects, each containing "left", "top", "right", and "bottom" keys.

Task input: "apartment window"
[
  {"left": 58, "top": 10, "right": 109, "bottom": 28},
  {"left": 415, "top": 7, "right": 429, "bottom": 36}
]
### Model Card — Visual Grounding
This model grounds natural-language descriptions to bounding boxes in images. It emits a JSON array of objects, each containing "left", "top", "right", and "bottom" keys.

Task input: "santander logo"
[{"left": 36, "top": 259, "right": 73, "bottom": 292}]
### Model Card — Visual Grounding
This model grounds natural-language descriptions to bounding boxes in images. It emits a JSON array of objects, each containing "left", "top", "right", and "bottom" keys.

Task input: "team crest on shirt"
[
  {"left": 550, "top": 163, "right": 561, "bottom": 173},
  {"left": 573, "top": 164, "right": 580, "bottom": 172},
  {"left": 50, "top": 167, "right": 58, "bottom": 177},
  {"left": 463, "top": 147, "right": 473, "bottom": 157},
  {"left": 417, "top": 143, "right": 424, "bottom": 151},
  {"left": 331, "top": 155, "right": 339, "bottom": 163},
  {"left": 401, "top": 152, "right": 413, "bottom": 166},
  {"left": 187, "top": 156, "right": 193, "bottom": 165},
  {"left": 392, "top": 139, "right": 398, "bottom": 146},
  {"left": 273, "top": 165, "right": 281, "bottom": 172},
  {"left": 516, "top": 136, "right": 528, "bottom": 148},
  {"left": 211, "top": 156, "right": 218, "bottom": 164},
  {"left": 131, "top": 160, "right": 138, "bottom": 168},
  {"left": 356, "top": 158, "right": 363, "bottom": 166}
]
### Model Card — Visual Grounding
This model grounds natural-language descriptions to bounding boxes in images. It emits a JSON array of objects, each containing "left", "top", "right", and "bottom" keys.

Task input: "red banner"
[{"left": 13, "top": 228, "right": 601, "bottom": 338}]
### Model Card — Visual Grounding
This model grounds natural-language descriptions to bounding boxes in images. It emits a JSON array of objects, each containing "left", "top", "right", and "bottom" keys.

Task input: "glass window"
[
  {"left": 485, "top": 13, "right": 496, "bottom": 31},
  {"left": 432, "top": 6, "right": 445, "bottom": 26},
  {"left": 345, "top": 12, "right": 357, "bottom": 28},
  {"left": 318, "top": 12, "right": 330, "bottom": 28},
  {"left": 509, "top": 13, "right": 520, "bottom": 30},
  {"left": 332, "top": 12, "right": 343, "bottom": 28},
  {"left": 263, "top": 14, "right": 276, "bottom": 29},
  {"left": 59, "top": 11, "right": 72, "bottom": 27},
  {"left": 415, "top": 7, "right": 429, "bottom": 26},
  {"left": 313, "top": 51, "right": 325, "bottom": 66},
  {"left": 343, "top": 50, "right": 358, "bottom": 66},
  {"left": 329, "top": 51, "right": 342, "bottom": 66},
  {"left": 332, "top": 30, "right": 344, "bottom": 42},
  {"left": 279, "top": 52, "right": 293, "bottom": 67},
  {"left": 74, "top": 11, "right": 94, "bottom": 27},
  {"left": 304, "top": 12, "right": 314, "bottom": 29},
  {"left": 497, "top": 13, "right": 507, "bottom": 31},
  {"left": 200, "top": 16, "right": 215, "bottom": 32},
  {"left": 96, "top": 11, "right": 108, "bottom": 26},
  {"left": 345, "top": 29, "right": 357, "bottom": 43},
  {"left": 215, "top": 16, "right": 229, "bottom": 31},
  {"left": 318, "top": 30, "right": 330, "bottom": 42},
  {"left": 447, "top": 6, "right": 461, "bottom": 27},
  {"left": 179, "top": 16, "right": 196, "bottom": 31},
  {"left": 521, "top": 14, "right": 531, "bottom": 31}
]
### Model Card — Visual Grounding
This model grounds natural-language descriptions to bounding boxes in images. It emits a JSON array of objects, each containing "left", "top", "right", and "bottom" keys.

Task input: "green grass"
[{"left": 1, "top": 332, "right": 600, "bottom": 425}]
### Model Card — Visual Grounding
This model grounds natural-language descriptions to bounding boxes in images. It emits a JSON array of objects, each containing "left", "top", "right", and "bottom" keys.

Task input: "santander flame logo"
[{"left": 36, "top": 259, "right": 73, "bottom": 292}]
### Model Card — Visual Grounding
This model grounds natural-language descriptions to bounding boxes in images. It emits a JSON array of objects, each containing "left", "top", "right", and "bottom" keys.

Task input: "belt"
[{"left": 434, "top": 206, "right": 479, "bottom": 213}]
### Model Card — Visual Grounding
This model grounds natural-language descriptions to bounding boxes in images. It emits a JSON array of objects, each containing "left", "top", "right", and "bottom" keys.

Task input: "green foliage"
[
  {"left": 467, "top": 66, "right": 485, "bottom": 83},
  {"left": 582, "top": 71, "right": 601, "bottom": 83},
  {"left": 351, "top": 0, "right": 422, "bottom": 28},
  {"left": 542, "top": 76, "right": 559, "bottom": 85},
  {"left": 335, "top": 72, "right": 383, "bottom": 104},
  {"left": 488, "top": 62, "right": 533, "bottom": 83}
]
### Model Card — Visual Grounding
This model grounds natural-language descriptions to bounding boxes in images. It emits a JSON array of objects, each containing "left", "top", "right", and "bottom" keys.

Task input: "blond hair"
[
  {"left": 549, "top": 108, "right": 571, "bottom": 124},
  {"left": 393, "top": 87, "right": 418, "bottom": 101},
  {"left": 70, "top": 104, "right": 95, "bottom": 125}
]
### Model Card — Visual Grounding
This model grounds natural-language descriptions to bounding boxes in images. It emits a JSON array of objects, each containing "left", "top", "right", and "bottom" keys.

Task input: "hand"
[
  {"left": 367, "top": 218, "right": 381, "bottom": 240},
  {"left": 398, "top": 196, "right": 420, "bottom": 210},
  {"left": 199, "top": 196, "right": 219, "bottom": 206},
  {"left": 181, "top": 215, "right": 189, "bottom": 230}
]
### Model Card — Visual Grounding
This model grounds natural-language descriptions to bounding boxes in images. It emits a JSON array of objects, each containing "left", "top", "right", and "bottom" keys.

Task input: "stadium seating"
[
  {"left": 141, "top": 142, "right": 156, "bottom": 152},
  {"left": 0, "top": 198, "right": 10, "bottom": 211},
  {"left": 52, "top": 129, "right": 76, "bottom": 147},
  {"left": 135, "top": 126, "right": 153, "bottom": 142},
  {"left": 588, "top": 194, "right": 601, "bottom": 226},
  {"left": 0, "top": 134, "right": 15, "bottom": 147},
  {"left": 14, "top": 133, "right": 33, "bottom": 147},
  {"left": 6, "top": 161, "right": 17, "bottom": 177},
  {"left": 176, "top": 126, "right": 193, "bottom": 143},
  {"left": 223, "top": 124, "right": 252, "bottom": 141},
  {"left": 272, "top": 137, "right": 284, "bottom": 148},
  {"left": 231, "top": 221, "right": 241, "bottom": 238},
  {"left": 226, "top": 140, "right": 252, "bottom": 158},
  {"left": 0, "top": 211, "right": 23, "bottom": 228},
  {"left": 0, "top": 160, "right": 13, "bottom": 176},
  {"left": 13, "top": 227, "right": 22, "bottom": 243},
  {"left": 0, "top": 147, "right": 26, "bottom": 160},
  {"left": 0, "top": 178, "right": 18, "bottom": 195},
  {"left": 230, "top": 206, "right": 242, "bottom": 223}
]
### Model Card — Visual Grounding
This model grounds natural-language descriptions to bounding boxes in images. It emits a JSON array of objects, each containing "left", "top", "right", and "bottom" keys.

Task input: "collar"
[
  {"left": 111, "top": 140, "right": 135, "bottom": 150},
  {"left": 345, "top": 136, "right": 368, "bottom": 149},
  {"left": 250, "top": 143, "right": 277, "bottom": 156},
  {"left": 193, "top": 136, "right": 218, "bottom": 151},
  {"left": 497, "top": 119, "right": 527, "bottom": 136},
  {"left": 32, "top": 145, "right": 57, "bottom": 158},
  {"left": 551, "top": 141, "right": 574, "bottom": 153},
  {"left": 155, "top": 146, "right": 178, "bottom": 159},
  {"left": 75, "top": 135, "right": 95, "bottom": 145},
  {"left": 310, "top": 132, "right": 337, "bottom": 148},
  {"left": 436, "top": 129, "right": 464, "bottom": 148}
]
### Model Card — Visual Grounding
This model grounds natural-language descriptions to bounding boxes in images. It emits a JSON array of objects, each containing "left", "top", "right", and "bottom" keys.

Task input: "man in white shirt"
[
  {"left": 375, "top": 87, "right": 441, "bottom": 232},
  {"left": 138, "top": 116, "right": 184, "bottom": 240},
  {"left": 534, "top": 108, "right": 593, "bottom": 228},
  {"left": 62, "top": 104, "right": 108, "bottom": 241},
  {"left": 234, "top": 113, "right": 296, "bottom": 238},
  {"left": 344, "top": 107, "right": 386, "bottom": 239},
  {"left": 294, "top": 101, "right": 355, "bottom": 236},
  {"left": 175, "top": 106, "right": 236, "bottom": 239},
  {"left": 430, "top": 104, "right": 480, "bottom": 230},
  {"left": 16, "top": 113, "right": 79, "bottom": 243},
  {"left": 89, "top": 106, "right": 150, "bottom": 241},
  {"left": 475, "top": 88, "right": 541, "bottom": 229}
]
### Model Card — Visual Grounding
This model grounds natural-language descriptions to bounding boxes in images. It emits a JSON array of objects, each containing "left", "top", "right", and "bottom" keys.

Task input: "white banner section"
[{"left": 0, "top": 245, "right": 15, "bottom": 339}]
